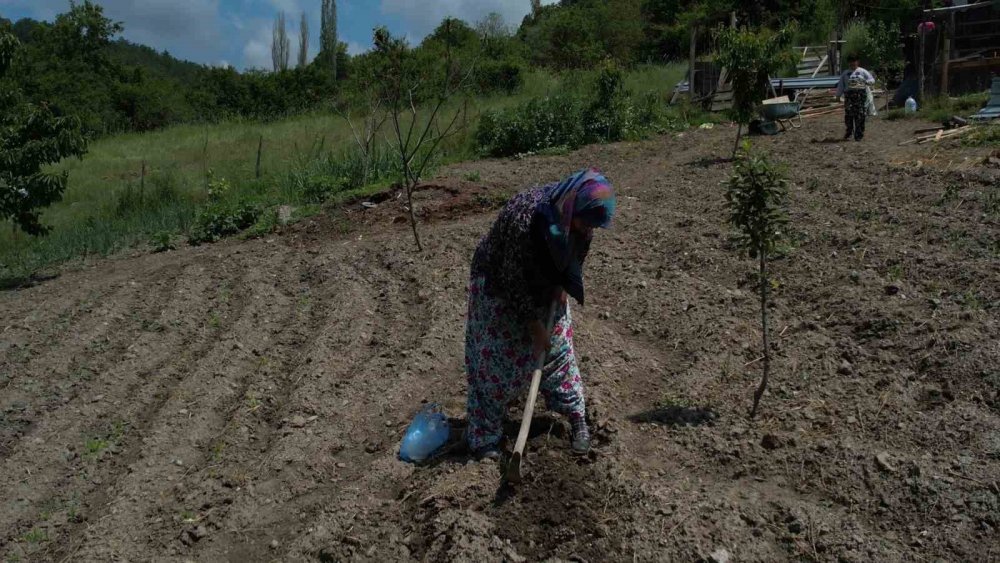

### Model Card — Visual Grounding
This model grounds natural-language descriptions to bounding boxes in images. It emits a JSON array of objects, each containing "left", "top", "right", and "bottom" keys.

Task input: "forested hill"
[
  {"left": 1, "top": 0, "right": 928, "bottom": 137},
  {"left": 106, "top": 40, "right": 207, "bottom": 86},
  {"left": 4, "top": 16, "right": 205, "bottom": 84}
]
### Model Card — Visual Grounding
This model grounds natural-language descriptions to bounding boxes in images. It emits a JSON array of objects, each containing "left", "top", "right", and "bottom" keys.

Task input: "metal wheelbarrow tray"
[{"left": 761, "top": 101, "right": 802, "bottom": 131}]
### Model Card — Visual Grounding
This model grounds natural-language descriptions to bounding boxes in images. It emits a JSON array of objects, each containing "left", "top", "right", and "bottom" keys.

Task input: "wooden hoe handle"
[{"left": 506, "top": 301, "right": 558, "bottom": 484}]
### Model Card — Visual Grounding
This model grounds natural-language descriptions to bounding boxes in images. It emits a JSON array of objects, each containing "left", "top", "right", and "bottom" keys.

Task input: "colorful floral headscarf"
[{"left": 539, "top": 168, "right": 616, "bottom": 303}]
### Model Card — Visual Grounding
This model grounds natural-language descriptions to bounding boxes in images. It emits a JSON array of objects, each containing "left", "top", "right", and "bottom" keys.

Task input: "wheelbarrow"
[{"left": 761, "top": 98, "right": 802, "bottom": 132}]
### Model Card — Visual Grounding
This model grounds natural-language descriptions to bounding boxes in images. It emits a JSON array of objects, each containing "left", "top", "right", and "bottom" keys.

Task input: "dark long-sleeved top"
[{"left": 470, "top": 187, "right": 591, "bottom": 324}]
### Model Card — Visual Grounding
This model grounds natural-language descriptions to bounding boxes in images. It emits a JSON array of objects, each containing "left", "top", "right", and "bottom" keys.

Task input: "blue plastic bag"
[{"left": 399, "top": 404, "right": 451, "bottom": 463}]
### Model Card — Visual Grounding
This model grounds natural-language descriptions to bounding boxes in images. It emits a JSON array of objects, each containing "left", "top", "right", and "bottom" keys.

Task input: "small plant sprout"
[
  {"left": 84, "top": 437, "right": 109, "bottom": 458},
  {"left": 21, "top": 529, "right": 47, "bottom": 544},
  {"left": 149, "top": 231, "right": 174, "bottom": 253},
  {"left": 725, "top": 141, "right": 789, "bottom": 419}
]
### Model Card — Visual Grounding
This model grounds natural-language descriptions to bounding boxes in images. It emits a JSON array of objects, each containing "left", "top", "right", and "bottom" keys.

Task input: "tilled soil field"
[{"left": 2, "top": 114, "right": 999, "bottom": 562}]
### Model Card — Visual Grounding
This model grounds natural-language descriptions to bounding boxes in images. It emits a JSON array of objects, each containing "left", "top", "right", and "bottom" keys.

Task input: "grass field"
[{"left": 0, "top": 64, "right": 687, "bottom": 283}]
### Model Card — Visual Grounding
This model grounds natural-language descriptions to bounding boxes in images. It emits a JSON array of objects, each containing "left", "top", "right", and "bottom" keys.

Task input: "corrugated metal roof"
[
  {"left": 924, "top": 1, "right": 990, "bottom": 14},
  {"left": 770, "top": 76, "right": 840, "bottom": 89},
  {"left": 671, "top": 76, "right": 840, "bottom": 101}
]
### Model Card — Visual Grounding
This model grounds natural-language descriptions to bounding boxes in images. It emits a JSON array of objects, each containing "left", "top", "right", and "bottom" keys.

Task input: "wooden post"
[
  {"left": 919, "top": 31, "right": 926, "bottom": 102},
  {"left": 202, "top": 136, "right": 209, "bottom": 191},
  {"left": 689, "top": 26, "right": 698, "bottom": 102},
  {"left": 255, "top": 135, "right": 263, "bottom": 179},
  {"left": 835, "top": 3, "right": 844, "bottom": 76},
  {"left": 941, "top": 13, "right": 954, "bottom": 98}
]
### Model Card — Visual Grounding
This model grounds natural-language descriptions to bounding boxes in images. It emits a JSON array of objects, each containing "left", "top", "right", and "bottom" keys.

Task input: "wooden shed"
[{"left": 925, "top": 1, "right": 1000, "bottom": 96}]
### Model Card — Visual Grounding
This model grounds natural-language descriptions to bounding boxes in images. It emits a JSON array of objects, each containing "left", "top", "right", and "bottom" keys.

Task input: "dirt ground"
[{"left": 2, "top": 113, "right": 999, "bottom": 562}]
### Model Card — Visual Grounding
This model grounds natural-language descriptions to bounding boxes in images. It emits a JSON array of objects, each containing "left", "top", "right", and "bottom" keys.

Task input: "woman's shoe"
[
  {"left": 475, "top": 445, "right": 502, "bottom": 461},
  {"left": 570, "top": 420, "right": 591, "bottom": 455}
]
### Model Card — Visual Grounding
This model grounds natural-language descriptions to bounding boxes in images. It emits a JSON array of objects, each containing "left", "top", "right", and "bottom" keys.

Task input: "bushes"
[
  {"left": 476, "top": 95, "right": 587, "bottom": 157},
  {"left": 285, "top": 144, "right": 398, "bottom": 204},
  {"left": 963, "top": 125, "right": 1000, "bottom": 148},
  {"left": 188, "top": 201, "right": 262, "bottom": 245},
  {"left": 475, "top": 59, "right": 524, "bottom": 95},
  {"left": 476, "top": 63, "right": 664, "bottom": 157},
  {"left": 843, "top": 20, "right": 903, "bottom": 86}
]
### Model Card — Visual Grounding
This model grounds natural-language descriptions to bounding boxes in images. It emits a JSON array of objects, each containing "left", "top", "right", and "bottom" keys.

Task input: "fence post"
[
  {"left": 203, "top": 136, "right": 210, "bottom": 191},
  {"left": 689, "top": 26, "right": 697, "bottom": 101},
  {"left": 256, "top": 135, "right": 263, "bottom": 179}
]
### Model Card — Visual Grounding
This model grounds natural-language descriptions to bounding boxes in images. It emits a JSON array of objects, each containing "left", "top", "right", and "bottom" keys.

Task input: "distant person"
[
  {"left": 464, "top": 168, "right": 616, "bottom": 460},
  {"left": 836, "top": 57, "right": 876, "bottom": 141}
]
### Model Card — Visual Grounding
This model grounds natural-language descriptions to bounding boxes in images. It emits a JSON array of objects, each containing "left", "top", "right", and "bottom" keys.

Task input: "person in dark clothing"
[
  {"left": 464, "top": 168, "right": 616, "bottom": 460},
  {"left": 836, "top": 57, "right": 876, "bottom": 141}
]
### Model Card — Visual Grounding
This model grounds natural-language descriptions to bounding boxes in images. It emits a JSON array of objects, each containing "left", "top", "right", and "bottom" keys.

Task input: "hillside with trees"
[{"left": 0, "top": 0, "right": 932, "bottom": 137}]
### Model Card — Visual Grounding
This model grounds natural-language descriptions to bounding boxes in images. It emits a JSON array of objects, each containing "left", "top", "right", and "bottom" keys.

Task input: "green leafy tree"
[
  {"left": 272, "top": 11, "right": 290, "bottom": 72},
  {"left": 298, "top": 12, "right": 309, "bottom": 69},
  {"left": 725, "top": 141, "right": 789, "bottom": 419},
  {"left": 844, "top": 20, "right": 903, "bottom": 87},
  {"left": 318, "top": 0, "right": 338, "bottom": 79},
  {"left": 14, "top": 1, "right": 124, "bottom": 134},
  {"left": 520, "top": 0, "right": 643, "bottom": 68},
  {"left": 715, "top": 24, "right": 795, "bottom": 157},
  {"left": 1, "top": 29, "right": 87, "bottom": 235}
]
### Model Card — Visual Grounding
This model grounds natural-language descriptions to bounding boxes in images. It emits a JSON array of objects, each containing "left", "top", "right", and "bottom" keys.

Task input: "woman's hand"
[
  {"left": 529, "top": 319, "right": 549, "bottom": 362},
  {"left": 530, "top": 292, "right": 564, "bottom": 362},
  {"left": 553, "top": 288, "right": 567, "bottom": 305}
]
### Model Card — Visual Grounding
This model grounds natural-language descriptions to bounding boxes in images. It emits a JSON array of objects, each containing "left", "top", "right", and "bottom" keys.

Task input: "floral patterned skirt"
[{"left": 464, "top": 275, "right": 586, "bottom": 451}]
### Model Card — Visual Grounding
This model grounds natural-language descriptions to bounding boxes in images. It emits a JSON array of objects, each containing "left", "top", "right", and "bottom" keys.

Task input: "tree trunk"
[
  {"left": 405, "top": 182, "right": 423, "bottom": 252},
  {"left": 750, "top": 249, "right": 770, "bottom": 418}
]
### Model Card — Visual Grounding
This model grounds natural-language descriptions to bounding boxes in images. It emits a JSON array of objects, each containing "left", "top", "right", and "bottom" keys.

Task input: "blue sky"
[{"left": 0, "top": 0, "right": 554, "bottom": 70}]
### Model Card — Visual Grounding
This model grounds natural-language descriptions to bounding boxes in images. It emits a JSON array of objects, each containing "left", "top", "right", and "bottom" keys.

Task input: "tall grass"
[{"left": 0, "top": 65, "right": 686, "bottom": 283}]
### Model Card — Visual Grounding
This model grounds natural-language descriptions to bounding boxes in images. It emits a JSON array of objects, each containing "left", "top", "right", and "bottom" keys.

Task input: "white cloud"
[
  {"left": 99, "top": 0, "right": 223, "bottom": 56},
  {"left": 379, "top": 0, "right": 555, "bottom": 41},
  {"left": 243, "top": 22, "right": 274, "bottom": 71},
  {"left": 346, "top": 40, "right": 369, "bottom": 56},
  {"left": 268, "top": 0, "right": 303, "bottom": 15}
]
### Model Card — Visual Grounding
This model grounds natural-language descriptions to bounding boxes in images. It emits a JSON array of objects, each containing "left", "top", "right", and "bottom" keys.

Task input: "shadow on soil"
[
  {"left": 628, "top": 404, "right": 717, "bottom": 427},
  {"left": 684, "top": 156, "right": 733, "bottom": 168},
  {"left": 0, "top": 272, "right": 59, "bottom": 291}
]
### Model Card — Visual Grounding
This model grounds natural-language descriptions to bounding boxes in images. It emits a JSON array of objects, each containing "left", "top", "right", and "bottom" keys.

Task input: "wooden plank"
[
  {"left": 811, "top": 55, "right": 829, "bottom": 78},
  {"left": 802, "top": 108, "right": 841, "bottom": 118}
]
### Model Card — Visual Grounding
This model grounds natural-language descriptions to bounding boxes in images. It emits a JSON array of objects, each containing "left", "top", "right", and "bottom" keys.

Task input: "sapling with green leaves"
[
  {"left": 725, "top": 141, "right": 789, "bottom": 418},
  {"left": 715, "top": 24, "right": 795, "bottom": 158}
]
